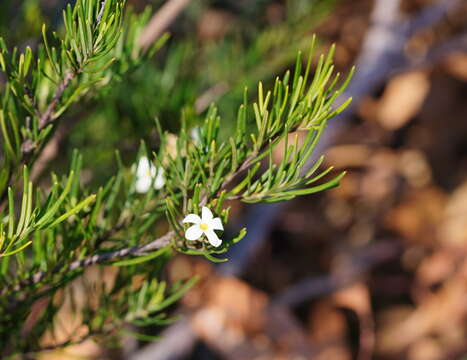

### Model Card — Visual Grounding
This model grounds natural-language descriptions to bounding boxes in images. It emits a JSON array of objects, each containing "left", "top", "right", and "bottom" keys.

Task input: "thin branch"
[
  {"left": 130, "top": 319, "right": 195, "bottom": 360},
  {"left": 406, "top": 0, "right": 462, "bottom": 36},
  {"left": 194, "top": 82, "right": 229, "bottom": 114},
  {"left": 10, "top": 231, "right": 173, "bottom": 293},
  {"left": 273, "top": 240, "right": 400, "bottom": 307},
  {"left": 21, "top": 71, "right": 76, "bottom": 155},
  {"left": 138, "top": 0, "right": 193, "bottom": 50},
  {"left": 406, "top": 31, "right": 467, "bottom": 70},
  {"left": 96, "top": 0, "right": 108, "bottom": 25},
  {"left": 38, "top": 71, "right": 75, "bottom": 130}
]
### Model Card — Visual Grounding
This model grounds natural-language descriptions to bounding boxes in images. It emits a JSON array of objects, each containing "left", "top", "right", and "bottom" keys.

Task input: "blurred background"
[{"left": 2, "top": 0, "right": 467, "bottom": 359}]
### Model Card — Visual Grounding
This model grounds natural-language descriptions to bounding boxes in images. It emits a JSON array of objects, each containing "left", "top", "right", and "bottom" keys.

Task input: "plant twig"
[
  {"left": 38, "top": 71, "right": 75, "bottom": 131},
  {"left": 21, "top": 71, "right": 76, "bottom": 155},
  {"left": 138, "top": 0, "right": 193, "bottom": 50},
  {"left": 0, "top": 70, "right": 78, "bottom": 206},
  {"left": 96, "top": 0, "right": 108, "bottom": 25},
  {"left": 273, "top": 240, "right": 400, "bottom": 306},
  {"left": 10, "top": 231, "right": 173, "bottom": 293}
]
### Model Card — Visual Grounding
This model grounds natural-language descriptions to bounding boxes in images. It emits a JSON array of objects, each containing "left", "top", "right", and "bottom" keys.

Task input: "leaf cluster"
[
  {"left": 0, "top": 0, "right": 165, "bottom": 196},
  {"left": 0, "top": 0, "right": 353, "bottom": 356}
]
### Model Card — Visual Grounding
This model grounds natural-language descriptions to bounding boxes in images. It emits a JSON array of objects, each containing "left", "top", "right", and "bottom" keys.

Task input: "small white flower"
[
  {"left": 135, "top": 156, "right": 165, "bottom": 193},
  {"left": 183, "top": 206, "right": 224, "bottom": 247}
]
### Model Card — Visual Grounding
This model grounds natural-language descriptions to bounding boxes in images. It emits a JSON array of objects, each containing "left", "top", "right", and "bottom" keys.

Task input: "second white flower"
[{"left": 135, "top": 156, "right": 165, "bottom": 193}]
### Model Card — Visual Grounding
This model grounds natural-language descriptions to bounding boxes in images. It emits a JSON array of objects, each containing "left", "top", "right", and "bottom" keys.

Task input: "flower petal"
[
  {"left": 136, "top": 177, "right": 151, "bottom": 193},
  {"left": 202, "top": 206, "right": 213, "bottom": 222},
  {"left": 154, "top": 167, "right": 165, "bottom": 189},
  {"left": 210, "top": 217, "right": 223, "bottom": 231},
  {"left": 183, "top": 213, "right": 201, "bottom": 224},
  {"left": 136, "top": 156, "right": 150, "bottom": 177},
  {"left": 205, "top": 229, "right": 222, "bottom": 247},
  {"left": 185, "top": 225, "right": 203, "bottom": 241}
]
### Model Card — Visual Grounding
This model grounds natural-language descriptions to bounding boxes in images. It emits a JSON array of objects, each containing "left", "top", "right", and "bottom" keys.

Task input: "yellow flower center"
[{"left": 199, "top": 223, "right": 209, "bottom": 231}]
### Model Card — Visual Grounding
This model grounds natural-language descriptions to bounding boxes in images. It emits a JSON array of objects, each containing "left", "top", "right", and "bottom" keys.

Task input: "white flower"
[
  {"left": 135, "top": 156, "right": 165, "bottom": 193},
  {"left": 183, "top": 206, "right": 224, "bottom": 247}
]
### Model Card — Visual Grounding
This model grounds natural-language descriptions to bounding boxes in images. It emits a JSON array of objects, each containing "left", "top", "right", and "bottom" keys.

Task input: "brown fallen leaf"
[
  {"left": 398, "top": 149, "right": 432, "bottom": 188},
  {"left": 376, "top": 71, "right": 430, "bottom": 130},
  {"left": 308, "top": 300, "right": 351, "bottom": 360},
  {"left": 377, "top": 260, "right": 467, "bottom": 354},
  {"left": 384, "top": 186, "right": 447, "bottom": 245},
  {"left": 438, "top": 181, "right": 467, "bottom": 246},
  {"left": 442, "top": 53, "right": 467, "bottom": 82},
  {"left": 325, "top": 144, "right": 373, "bottom": 169},
  {"left": 333, "top": 283, "right": 374, "bottom": 360},
  {"left": 407, "top": 337, "right": 443, "bottom": 360},
  {"left": 191, "top": 277, "right": 268, "bottom": 353}
]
